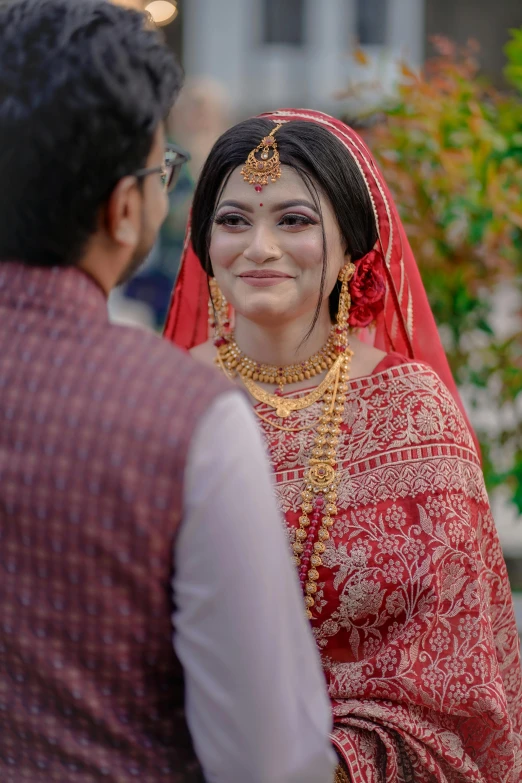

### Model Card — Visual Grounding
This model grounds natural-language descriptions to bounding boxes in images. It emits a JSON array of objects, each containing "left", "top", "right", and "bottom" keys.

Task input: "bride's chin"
[
  {"left": 237, "top": 310, "right": 285, "bottom": 327},
  {"left": 235, "top": 302, "right": 298, "bottom": 327},
  {"left": 232, "top": 290, "right": 297, "bottom": 324}
]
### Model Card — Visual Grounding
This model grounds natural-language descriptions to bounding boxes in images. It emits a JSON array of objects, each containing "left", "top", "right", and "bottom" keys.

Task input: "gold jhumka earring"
[
  {"left": 334, "top": 260, "right": 356, "bottom": 349},
  {"left": 208, "top": 278, "right": 230, "bottom": 348},
  {"left": 241, "top": 123, "right": 283, "bottom": 192}
]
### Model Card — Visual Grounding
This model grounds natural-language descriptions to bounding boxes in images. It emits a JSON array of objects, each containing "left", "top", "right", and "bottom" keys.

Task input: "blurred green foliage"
[{"left": 340, "top": 31, "right": 522, "bottom": 510}]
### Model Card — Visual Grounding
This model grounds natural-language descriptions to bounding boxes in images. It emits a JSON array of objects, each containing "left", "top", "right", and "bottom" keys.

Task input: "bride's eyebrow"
[
  {"left": 216, "top": 199, "right": 320, "bottom": 214},
  {"left": 271, "top": 199, "right": 319, "bottom": 213},
  {"left": 216, "top": 200, "right": 253, "bottom": 213}
]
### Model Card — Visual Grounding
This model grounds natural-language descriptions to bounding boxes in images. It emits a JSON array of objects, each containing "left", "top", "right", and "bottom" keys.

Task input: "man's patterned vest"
[{"left": 0, "top": 262, "right": 228, "bottom": 781}]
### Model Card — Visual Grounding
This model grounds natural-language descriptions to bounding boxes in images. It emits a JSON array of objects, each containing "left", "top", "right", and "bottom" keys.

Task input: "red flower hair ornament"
[{"left": 348, "top": 248, "right": 386, "bottom": 329}]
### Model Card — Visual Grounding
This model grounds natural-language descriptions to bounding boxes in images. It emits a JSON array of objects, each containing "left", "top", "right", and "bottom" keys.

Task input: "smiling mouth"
[
  {"left": 238, "top": 271, "right": 293, "bottom": 279},
  {"left": 238, "top": 271, "right": 293, "bottom": 288}
]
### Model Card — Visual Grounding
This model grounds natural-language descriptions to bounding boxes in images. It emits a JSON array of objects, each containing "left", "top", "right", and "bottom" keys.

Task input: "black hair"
[
  {"left": 0, "top": 0, "right": 183, "bottom": 267},
  {"left": 191, "top": 118, "right": 378, "bottom": 329}
]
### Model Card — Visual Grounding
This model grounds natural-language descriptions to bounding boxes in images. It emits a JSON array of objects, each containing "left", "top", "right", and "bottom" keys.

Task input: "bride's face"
[{"left": 209, "top": 164, "right": 346, "bottom": 327}]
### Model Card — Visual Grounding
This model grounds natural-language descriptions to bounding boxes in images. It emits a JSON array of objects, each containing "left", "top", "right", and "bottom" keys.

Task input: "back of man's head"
[{"left": 0, "top": 0, "right": 183, "bottom": 268}]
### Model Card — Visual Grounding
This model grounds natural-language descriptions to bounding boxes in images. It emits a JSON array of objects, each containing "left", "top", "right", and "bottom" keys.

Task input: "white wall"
[
  {"left": 183, "top": 0, "right": 249, "bottom": 108},
  {"left": 183, "top": 0, "right": 426, "bottom": 117},
  {"left": 388, "top": 0, "right": 425, "bottom": 65}
]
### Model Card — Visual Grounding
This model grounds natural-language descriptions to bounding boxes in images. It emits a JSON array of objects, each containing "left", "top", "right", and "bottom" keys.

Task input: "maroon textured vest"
[{"left": 0, "top": 262, "right": 228, "bottom": 781}]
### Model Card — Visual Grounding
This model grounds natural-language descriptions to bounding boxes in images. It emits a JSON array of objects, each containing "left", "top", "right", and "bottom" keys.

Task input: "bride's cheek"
[
  {"left": 287, "top": 234, "right": 323, "bottom": 269},
  {"left": 209, "top": 235, "right": 239, "bottom": 271}
]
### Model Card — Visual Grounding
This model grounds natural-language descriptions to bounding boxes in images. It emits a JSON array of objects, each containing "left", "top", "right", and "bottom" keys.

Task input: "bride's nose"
[{"left": 243, "top": 224, "right": 282, "bottom": 265}]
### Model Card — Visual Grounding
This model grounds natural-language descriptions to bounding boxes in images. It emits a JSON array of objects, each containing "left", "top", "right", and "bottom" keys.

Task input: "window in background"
[
  {"left": 263, "top": 0, "right": 304, "bottom": 45},
  {"left": 356, "top": 0, "right": 387, "bottom": 46}
]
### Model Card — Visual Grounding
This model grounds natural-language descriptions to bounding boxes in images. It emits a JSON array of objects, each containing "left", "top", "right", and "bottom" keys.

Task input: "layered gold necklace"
[
  {"left": 217, "top": 335, "right": 352, "bottom": 617},
  {"left": 215, "top": 262, "right": 356, "bottom": 617}
]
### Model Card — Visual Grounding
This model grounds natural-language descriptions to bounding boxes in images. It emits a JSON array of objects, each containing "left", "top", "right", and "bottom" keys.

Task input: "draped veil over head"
[{"left": 164, "top": 108, "right": 476, "bottom": 447}]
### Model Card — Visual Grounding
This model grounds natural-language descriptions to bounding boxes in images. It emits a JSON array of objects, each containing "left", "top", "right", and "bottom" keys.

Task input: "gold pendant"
[{"left": 307, "top": 462, "right": 336, "bottom": 489}]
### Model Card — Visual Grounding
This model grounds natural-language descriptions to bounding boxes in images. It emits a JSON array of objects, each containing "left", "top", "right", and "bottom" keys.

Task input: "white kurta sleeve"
[{"left": 172, "top": 391, "right": 336, "bottom": 783}]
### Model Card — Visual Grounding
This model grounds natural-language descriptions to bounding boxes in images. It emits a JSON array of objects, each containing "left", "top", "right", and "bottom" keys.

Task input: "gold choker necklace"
[{"left": 216, "top": 330, "right": 339, "bottom": 392}]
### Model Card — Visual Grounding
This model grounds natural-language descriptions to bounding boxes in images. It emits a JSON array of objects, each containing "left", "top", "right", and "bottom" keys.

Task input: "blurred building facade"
[
  {"left": 179, "top": 0, "right": 521, "bottom": 117},
  {"left": 115, "top": 1, "right": 521, "bottom": 111},
  {"left": 183, "top": 0, "right": 424, "bottom": 117}
]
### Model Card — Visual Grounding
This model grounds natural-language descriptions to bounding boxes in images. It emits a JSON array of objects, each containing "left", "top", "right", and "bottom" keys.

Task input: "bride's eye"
[
  {"left": 214, "top": 213, "right": 250, "bottom": 228},
  {"left": 279, "top": 214, "right": 317, "bottom": 228}
]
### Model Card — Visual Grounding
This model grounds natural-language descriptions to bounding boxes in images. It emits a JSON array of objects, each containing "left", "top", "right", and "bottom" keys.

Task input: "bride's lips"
[{"left": 238, "top": 270, "right": 294, "bottom": 288}]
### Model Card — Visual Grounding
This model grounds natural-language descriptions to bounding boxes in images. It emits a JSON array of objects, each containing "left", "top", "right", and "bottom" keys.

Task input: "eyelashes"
[
  {"left": 214, "top": 212, "right": 319, "bottom": 228},
  {"left": 280, "top": 214, "right": 318, "bottom": 227},
  {"left": 214, "top": 213, "right": 246, "bottom": 227}
]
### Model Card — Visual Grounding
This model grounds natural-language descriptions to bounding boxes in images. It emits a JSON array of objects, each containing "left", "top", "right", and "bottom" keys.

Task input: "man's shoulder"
[
  {"left": 105, "top": 323, "right": 208, "bottom": 369},
  {"left": 102, "top": 322, "right": 231, "bottom": 399}
]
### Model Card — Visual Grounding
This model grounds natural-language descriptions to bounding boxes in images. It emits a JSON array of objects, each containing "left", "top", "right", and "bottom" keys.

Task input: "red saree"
[
  {"left": 164, "top": 110, "right": 522, "bottom": 781},
  {"left": 260, "top": 351, "right": 522, "bottom": 781}
]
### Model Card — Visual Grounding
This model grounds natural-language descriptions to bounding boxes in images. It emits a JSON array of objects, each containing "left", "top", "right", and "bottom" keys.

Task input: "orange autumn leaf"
[
  {"left": 353, "top": 47, "right": 369, "bottom": 66},
  {"left": 400, "top": 61, "right": 419, "bottom": 81}
]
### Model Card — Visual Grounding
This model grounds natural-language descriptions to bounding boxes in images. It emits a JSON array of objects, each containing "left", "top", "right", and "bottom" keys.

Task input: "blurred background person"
[{"left": 121, "top": 77, "right": 231, "bottom": 329}]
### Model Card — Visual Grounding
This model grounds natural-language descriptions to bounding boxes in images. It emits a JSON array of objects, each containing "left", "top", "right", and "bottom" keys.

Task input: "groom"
[{"left": 0, "top": 1, "right": 335, "bottom": 781}]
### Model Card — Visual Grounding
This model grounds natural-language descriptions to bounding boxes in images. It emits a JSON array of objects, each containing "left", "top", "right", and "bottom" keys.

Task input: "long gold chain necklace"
[
  {"left": 294, "top": 348, "right": 351, "bottom": 617},
  {"left": 216, "top": 333, "right": 353, "bottom": 619}
]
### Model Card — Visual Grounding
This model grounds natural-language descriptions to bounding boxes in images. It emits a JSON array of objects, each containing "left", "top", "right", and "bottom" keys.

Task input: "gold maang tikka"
[{"left": 241, "top": 124, "right": 283, "bottom": 192}]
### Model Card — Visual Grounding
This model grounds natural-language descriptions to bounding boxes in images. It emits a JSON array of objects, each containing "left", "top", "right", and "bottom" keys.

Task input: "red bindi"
[{"left": 259, "top": 203, "right": 263, "bottom": 207}]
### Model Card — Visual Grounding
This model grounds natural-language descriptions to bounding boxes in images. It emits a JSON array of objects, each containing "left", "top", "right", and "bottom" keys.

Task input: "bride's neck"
[{"left": 234, "top": 309, "right": 333, "bottom": 367}]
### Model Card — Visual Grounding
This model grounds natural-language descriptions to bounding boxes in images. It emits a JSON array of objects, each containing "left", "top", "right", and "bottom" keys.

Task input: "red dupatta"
[{"left": 164, "top": 108, "right": 478, "bottom": 452}]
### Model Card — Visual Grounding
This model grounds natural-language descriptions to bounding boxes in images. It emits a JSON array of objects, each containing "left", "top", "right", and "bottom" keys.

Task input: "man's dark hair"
[{"left": 0, "top": 0, "right": 183, "bottom": 267}]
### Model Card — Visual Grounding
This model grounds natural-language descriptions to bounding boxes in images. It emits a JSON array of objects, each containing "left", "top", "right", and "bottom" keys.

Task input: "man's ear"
[{"left": 104, "top": 176, "right": 141, "bottom": 248}]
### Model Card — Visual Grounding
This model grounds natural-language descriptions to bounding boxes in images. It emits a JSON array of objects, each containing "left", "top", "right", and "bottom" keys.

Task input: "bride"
[{"left": 164, "top": 109, "right": 522, "bottom": 782}]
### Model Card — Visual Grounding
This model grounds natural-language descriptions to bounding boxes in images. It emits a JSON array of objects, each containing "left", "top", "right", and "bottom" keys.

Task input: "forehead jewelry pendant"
[{"left": 241, "top": 123, "right": 283, "bottom": 192}]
